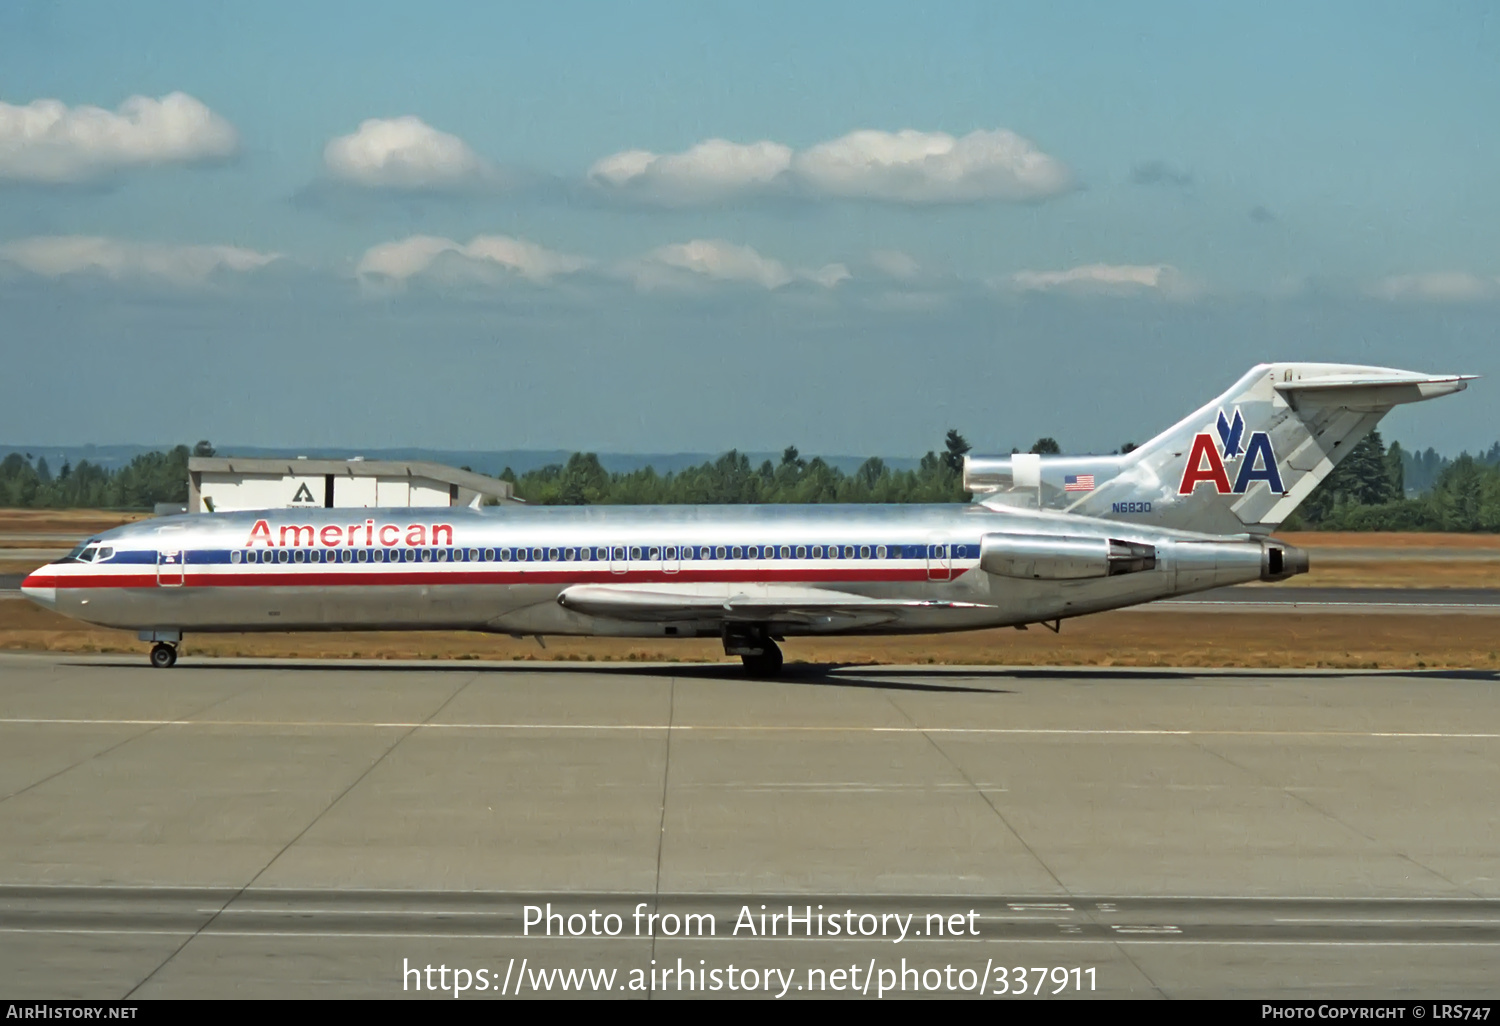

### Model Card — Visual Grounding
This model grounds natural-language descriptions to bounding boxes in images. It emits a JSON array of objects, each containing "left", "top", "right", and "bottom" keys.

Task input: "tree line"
[
  {"left": 2, "top": 433, "right": 1499, "bottom": 531},
  {"left": 496, "top": 432, "right": 981, "bottom": 506},
  {"left": 0, "top": 444, "right": 201, "bottom": 509},
  {"left": 1286, "top": 432, "right": 1500, "bottom": 532}
]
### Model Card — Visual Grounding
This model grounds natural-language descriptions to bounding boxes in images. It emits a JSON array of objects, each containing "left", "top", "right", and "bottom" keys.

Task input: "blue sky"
[{"left": 1, "top": 1, "right": 1496, "bottom": 456}]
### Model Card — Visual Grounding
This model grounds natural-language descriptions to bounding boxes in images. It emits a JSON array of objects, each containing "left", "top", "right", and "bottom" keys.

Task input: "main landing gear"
[
  {"left": 741, "top": 642, "right": 783, "bottom": 677},
  {"left": 722, "top": 625, "right": 784, "bottom": 677},
  {"left": 149, "top": 642, "right": 178, "bottom": 669}
]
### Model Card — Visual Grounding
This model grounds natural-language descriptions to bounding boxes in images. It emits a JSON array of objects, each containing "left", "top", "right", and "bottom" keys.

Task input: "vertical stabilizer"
[
  {"left": 1073, "top": 363, "right": 1472, "bottom": 533},
  {"left": 969, "top": 363, "right": 1473, "bottom": 534}
]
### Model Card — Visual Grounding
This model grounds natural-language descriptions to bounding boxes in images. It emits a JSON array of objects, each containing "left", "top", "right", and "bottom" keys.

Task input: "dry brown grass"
[
  {"left": 1272, "top": 560, "right": 1498, "bottom": 589},
  {"left": 0, "top": 509, "right": 148, "bottom": 535},
  {"left": 2, "top": 599, "right": 1493, "bottom": 671},
  {"left": 1279, "top": 531, "right": 1500, "bottom": 550}
]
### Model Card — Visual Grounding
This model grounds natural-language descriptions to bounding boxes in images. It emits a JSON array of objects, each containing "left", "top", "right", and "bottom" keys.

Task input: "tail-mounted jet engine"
[{"left": 979, "top": 533, "right": 1156, "bottom": 580}]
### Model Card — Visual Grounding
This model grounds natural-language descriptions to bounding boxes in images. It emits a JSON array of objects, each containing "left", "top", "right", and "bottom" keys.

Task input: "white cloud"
[
  {"left": 589, "top": 128, "right": 1070, "bottom": 206},
  {"left": 324, "top": 116, "right": 494, "bottom": 191},
  {"left": 621, "top": 239, "right": 792, "bottom": 290},
  {"left": 791, "top": 128, "right": 1070, "bottom": 203},
  {"left": 587, "top": 139, "right": 792, "bottom": 205},
  {"left": 1008, "top": 263, "right": 1187, "bottom": 297},
  {"left": 1370, "top": 272, "right": 1499, "bottom": 303},
  {"left": 870, "top": 249, "right": 921, "bottom": 279},
  {"left": 0, "top": 93, "right": 238, "bottom": 184},
  {"left": 616, "top": 239, "right": 847, "bottom": 292},
  {"left": 356, "top": 234, "right": 588, "bottom": 285},
  {"left": 806, "top": 262, "right": 852, "bottom": 289},
  {"left": 0, "top": 236, "right": 277, "bottom": 286}
]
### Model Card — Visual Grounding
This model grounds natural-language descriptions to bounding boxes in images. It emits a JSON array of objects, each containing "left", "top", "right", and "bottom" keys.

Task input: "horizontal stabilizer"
[{"left": 1275, "top": 372, "right": 1475, "bottom": 407}]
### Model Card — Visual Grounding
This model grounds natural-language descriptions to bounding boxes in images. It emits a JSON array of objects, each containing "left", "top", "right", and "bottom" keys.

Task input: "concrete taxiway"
[{"left": 0, "top": 652, "right": 1498, "bottom": 999}]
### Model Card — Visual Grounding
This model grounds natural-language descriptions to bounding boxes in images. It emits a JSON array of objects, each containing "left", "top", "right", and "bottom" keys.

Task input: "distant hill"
[{"left": 0, "top": 444, "right": 924, "bottom": 477}]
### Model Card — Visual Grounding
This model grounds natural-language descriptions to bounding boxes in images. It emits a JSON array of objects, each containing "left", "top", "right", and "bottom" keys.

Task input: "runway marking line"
[
  {"left": 4, "top": 885, "right": 1496, "bottom": 905},
  {"left": 1272, "top": 924, "right": 1500, "bottom": 930},
  {"left": 1162, "top": 601, "right": 1499, "bottom": 609},
  {"left": 1, "top": 927, "right": 1498, "bottom": 947},
  {"left": 0, "top": 717, "right": 1496, "bottom": 739}
]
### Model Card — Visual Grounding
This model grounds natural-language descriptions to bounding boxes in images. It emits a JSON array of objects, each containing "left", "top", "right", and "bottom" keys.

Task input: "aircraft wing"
[{"left": 557, "top": 582, "right": 986, "bottom": 627}]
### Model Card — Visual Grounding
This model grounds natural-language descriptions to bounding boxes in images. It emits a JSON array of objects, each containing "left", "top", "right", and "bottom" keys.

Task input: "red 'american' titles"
[{"left": 246, "top": 519, "right": 455, "bottom": 548}]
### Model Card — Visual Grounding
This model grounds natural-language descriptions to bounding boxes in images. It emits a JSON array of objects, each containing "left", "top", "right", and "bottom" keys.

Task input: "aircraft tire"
[
  {"left": 741, "top": 642, "right": 783, "bottom": 677},
  {"left": 149, "top": 643, "right": 177, "bottom": 669}
]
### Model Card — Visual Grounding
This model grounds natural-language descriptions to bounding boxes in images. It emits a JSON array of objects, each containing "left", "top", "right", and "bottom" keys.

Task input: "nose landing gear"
[{"left": 149, "top": 642, "right": 178, "bottom": 669}]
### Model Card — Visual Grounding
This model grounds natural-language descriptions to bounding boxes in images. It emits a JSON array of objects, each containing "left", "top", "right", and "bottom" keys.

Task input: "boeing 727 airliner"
[{"left": 21, "top": 363, "right": 1472, "bottom": 673}]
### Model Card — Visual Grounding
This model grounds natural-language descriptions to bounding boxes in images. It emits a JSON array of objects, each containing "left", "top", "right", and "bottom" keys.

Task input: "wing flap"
[{"left": 557, "top": 582, "right": 985, "bottom": 625}]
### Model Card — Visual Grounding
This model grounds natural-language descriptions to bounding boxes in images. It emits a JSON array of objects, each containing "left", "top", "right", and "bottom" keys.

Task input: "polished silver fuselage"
[
  {"left": 24, "top": 502, "right": 1280, "bottom": 639},
  {"left": 25, "top": 360, "right": 1474, "bottom": 647}
]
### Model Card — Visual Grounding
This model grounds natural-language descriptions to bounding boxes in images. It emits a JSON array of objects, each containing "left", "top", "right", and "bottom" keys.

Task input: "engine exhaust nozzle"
[{"left": 1261, "top": 541, "right": 1309, "bottom": 582}]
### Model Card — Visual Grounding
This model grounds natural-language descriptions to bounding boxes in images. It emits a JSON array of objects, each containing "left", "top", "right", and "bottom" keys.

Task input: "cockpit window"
[{"left": 63, "top": 540, "right": 102, "bottom": 562}]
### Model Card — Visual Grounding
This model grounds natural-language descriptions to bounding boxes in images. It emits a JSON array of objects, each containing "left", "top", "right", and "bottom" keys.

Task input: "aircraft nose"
[{"left": 20, "top": 569, "right": 56, "bottom": 609}]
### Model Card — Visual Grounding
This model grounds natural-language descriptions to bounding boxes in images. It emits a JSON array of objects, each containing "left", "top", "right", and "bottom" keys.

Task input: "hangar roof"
[{"left": 187, "top": 457, "right": 519, "bottom": 503}]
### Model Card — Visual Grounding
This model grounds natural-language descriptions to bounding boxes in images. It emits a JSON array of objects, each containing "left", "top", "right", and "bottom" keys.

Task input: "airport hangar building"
[{"left": 186, "top": 456, "right": 520, "bottom": 513}]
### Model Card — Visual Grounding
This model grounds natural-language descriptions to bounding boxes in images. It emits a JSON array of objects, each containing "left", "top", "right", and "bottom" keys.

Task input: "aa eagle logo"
[{"left": 1178, "top": 407, "right": 1286, "bottom": 496}]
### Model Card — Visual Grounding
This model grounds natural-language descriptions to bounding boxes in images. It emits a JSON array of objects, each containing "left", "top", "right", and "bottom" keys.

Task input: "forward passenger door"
[{"left": 156, "top": 526, "right": 185, "bottom": 587}]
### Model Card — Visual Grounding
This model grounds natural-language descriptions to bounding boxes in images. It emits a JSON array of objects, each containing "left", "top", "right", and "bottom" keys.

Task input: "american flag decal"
[{"left": 1064, "top": 474, "right": 1095, "bottom": 492}]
